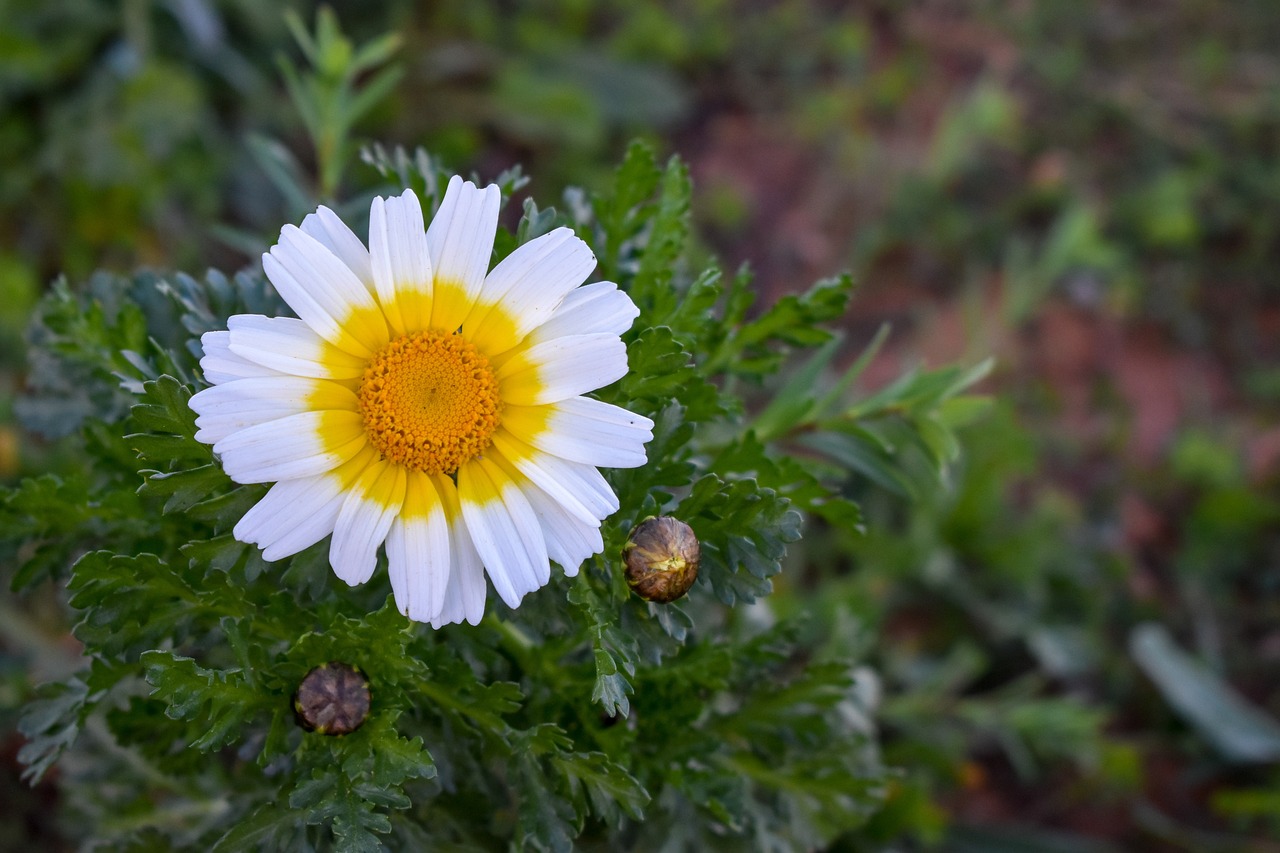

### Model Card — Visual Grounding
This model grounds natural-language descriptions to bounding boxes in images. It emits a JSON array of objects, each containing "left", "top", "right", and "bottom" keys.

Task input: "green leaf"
[
  {"left": 138, "top": 464, "right": 229, "bottom": 513},
  {"left": 211, "top": 804, "right": 303, "bottom": 853},
  {"left": 17, "top": 678, "right": 89, "bottom": 783},
  {"left": 2, "top": 472, "right": 148, "bottom": 589},
  {"left": 709, "top": 274, "right": 854, "bottom": 377},
  {"left": 709, "top": 433, "right": 863, "bottom": 532},
  {"left": 678, "top": 476, "right": 804, "bottom": 604},
  {"left": 845, "top": 357, "right": 994, "bottom": 420},
  {"left": 617, "top": 326, "right": 723, "bottom": 424},
  {"left": 290, "top": 770, "right": 393, "bottom": 852},
  {"left": 591, "top": 649, "right": 633, "bottom": 718},
  {"left": 798, "top": 428, "right": 916, "bottom": 498},
  {"left": 18, "top": 276, "right": 153, "bottom": 436},
  {"left": 181, "top": 534, "right": 259, "bottom": 574},
  {"left": 752, "top": 336, "right": 844, "bottom": 441},
  {"left": 142, "top": 651, "right": 265, "bottom": 752},
  {"left": 568, "top": 575, "right": 637, "bottom": 717},
  {"left": 338, "top": 712, "right": 437, "bottom": 789},
  {"left": 595, "top": 140, "right": 663, "bottom": 279},
  {"left": 1131, "top": 623, "right": 1280, "bottom": 763},
  {"left": 553, "top": 750, "right": 650, "bottom": 826},
  {"left": 244, "top": 134, "right": 314, "bottom": 221},
  {"left": 607, "top": 401, "right": 696, "bottom": 522},
  {"left": 515, "top": 196, "right": 559, "bottom": 248},
  {"left": 68, "top": 551, "right": 246, "bottom": 657},
  {"left": 371, "top": 732, "right": 435, "bottom": 788},
  {"left": 514, "top": 754, "right": 578, "bottom": 853},
  {"left": 129, "top": 374, "right": 199, "bottom": 442},
  {"left": 631, "top": 155, "right": 692, "bottom": 318}
]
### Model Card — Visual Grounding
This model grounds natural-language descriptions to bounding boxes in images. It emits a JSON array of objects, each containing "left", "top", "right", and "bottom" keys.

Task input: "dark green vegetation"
[{"left": 3, "top": 2, "right": 1280, "bottom": 850}]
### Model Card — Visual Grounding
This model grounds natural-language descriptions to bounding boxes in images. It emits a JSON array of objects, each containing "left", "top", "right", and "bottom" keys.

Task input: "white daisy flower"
[{"left": 190, "top": 178, "right": 654, "bottom": 627}]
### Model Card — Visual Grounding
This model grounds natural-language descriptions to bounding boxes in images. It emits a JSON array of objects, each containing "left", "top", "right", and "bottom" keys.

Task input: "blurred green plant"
[
  {"left": 3, "top": 70, "right": 989, "bottom": 849},
  {"left": 278, "top": 6, "right": 401, "bottom": 200}
]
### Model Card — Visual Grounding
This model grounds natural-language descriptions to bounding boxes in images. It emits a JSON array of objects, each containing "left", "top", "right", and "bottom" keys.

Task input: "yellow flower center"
[{"left": 357, "top": 330, "right": 500, "bottom": 475}]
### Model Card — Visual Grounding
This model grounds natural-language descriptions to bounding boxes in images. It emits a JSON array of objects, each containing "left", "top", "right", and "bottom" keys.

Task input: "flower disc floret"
[{"left": 358, "top": 329, "right": 500, "bottom": 475}]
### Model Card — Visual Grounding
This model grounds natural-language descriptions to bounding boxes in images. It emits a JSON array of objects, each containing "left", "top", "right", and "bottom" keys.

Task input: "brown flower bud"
[
  {"left": 623, "top": 516, "right": 700, "bottom": 603},
  {"left": 294, "top": 662, "right": 370, "bottom": 735}
]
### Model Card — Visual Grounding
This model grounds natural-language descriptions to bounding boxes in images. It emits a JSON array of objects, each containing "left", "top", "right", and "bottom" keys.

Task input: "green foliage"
[
  {"left": 1130, "top": 623, "right": 1280, "bottom": 764},
  {"left": 5, "top": 3, "right": 1280, "bottom": 850},
  {"left": 279, "top": 8, "right": 402, "bottom": 200},
  {"left": 0, "top": 134, "right": 993, "bottom": 849}
]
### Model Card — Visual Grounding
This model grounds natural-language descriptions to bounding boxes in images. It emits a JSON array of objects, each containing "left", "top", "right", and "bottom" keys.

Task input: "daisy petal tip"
[
  {"left": 199, "top": 328, "right": 227, "bottom": 348},
  {"left": 257, "top": 545, "right": 291, "bottom": 563}
]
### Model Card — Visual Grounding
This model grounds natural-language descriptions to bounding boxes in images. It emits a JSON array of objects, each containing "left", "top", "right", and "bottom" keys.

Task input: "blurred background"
[{"left": 3, "top": 1, "right": 1280, "bottom": 849}]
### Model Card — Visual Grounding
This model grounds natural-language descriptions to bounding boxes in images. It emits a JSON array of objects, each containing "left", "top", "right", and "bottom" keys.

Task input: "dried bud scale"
[
  {"left": 623, "top": 516, "right": 700, "bottom": 603},
  {"left": 294, "top": 661, "right": 371, "bottom": 735}
]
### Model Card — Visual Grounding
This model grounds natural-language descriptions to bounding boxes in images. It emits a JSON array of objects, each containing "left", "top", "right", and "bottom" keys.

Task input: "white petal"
[
  {"left": 512, "top": 397, "right": 653, "bottom": 469},
  {"left": 330, "top": 461, "right": 406, "bottom": 586},
  {"left": 431, "top": 538, "right": 485, "bottom": 627},
  {"left": 426, "top": 176, "right": 501, "bottom": 331},
  {"left": 496, "top": 334, "right": 627, "bottom": 406},
  {"left": 199, "top": 331, "right": 280, "bottom": 385},
  {"left": 487, "top": 435, "right": 602, "bottom": 526},
  {"left": 527, "top": 281, "right": 639, "bottom": 344},
  {"left": 491, "top": 438, "right": 616, "bottom": 517},
  {"left": 227, "top": 315, "right": 367, "bottom": 380},
  {"left": 369, "top": 190, "right": 433, "bottom": 335},
  {"left": 212, "top": 410, "right": 366, "bottom": 484},
  {"left": 386, "top": 472, "right": 451, "bottom": 622},
  {"left": 519, "top": 480, "right": 603, "bottom": 577},
  {"left": 457, "top": 457, "right": 549, "bottom": 610},
  {"left": 300, "top": 205, "right": 373, "bottom": 290},
  {"left": 234, "top": 475, "right": 345, "bottom": 561},
  {"left": 190, "top": 377, "right": 357, "bottom": 445},
  {"left": 466, "top": 228, "right": 596, "bottom": 354},
  {"left": 431, "top": 475, "right": 487, "bottom": 628},
  {"left": 264, "top": 225, "right": 387, "bottom": 356}
]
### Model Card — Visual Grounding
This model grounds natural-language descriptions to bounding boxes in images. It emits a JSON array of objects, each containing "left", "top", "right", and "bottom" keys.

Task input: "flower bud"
[
  {"left": 623, "top": 516, "right": 700, "bottom": 603},
  {"left": 294, "top": 661, "right": 370, "bottom": 735}
]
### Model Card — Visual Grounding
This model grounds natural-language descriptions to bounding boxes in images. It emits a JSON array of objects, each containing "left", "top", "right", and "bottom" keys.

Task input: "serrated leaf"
[
  {"left": 553, "top": 750, "right": 650, "bottom": 826},
  {"left": 291, "top": 769, "right": 397, "bottom": 852},
  {"left": 713, "top": 433, "right": 861, "bottom": 524},
  {"left": 211, "top": 804, "right": 303, "bottom": 853},
  {"left": 130, "top": 375, "right": 198, "bottom": 436},
  {"left": 138, "top": 463, "right": 229, "bottom": 513},
  {"left": 368, "top": 727, "right": 436, "bottom": 788},
  {"left": 68, "top": 551, "right": 245, "bottom": 656},
  {"left": 514, "top": 756, "right": 579, "bottom": 853},
  {"left": 617, "top": 326, "right": 723, "bottom": 423},
  {"left": 2, "top": 473, "right": 148, "bottom": 589},
  {"left": 631, "top": 155, "right": 691, "bottom": 317},
  {"left": 142, "top": 651, "right": 264, "bottom": 752},
  {"left": 591, "top": 649, "right": 633, "bottom": 718},
  {"left": 709, "top": 274, "right": 854, "bottom": 378},
  {"left": 181, "top": 534, "right": 255, "bottom": 573},
  {"left": 596, "top": 140, "right": 663, "bottom": 280},
  {"left": 566, "top": 574, "right": 640, "bottom": 717},
  {"left": 17, "top": 679, "right": 89, "bottom": 783},
  {"left": 678, "top": 476, "right": 803, "bottom": 605}
]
